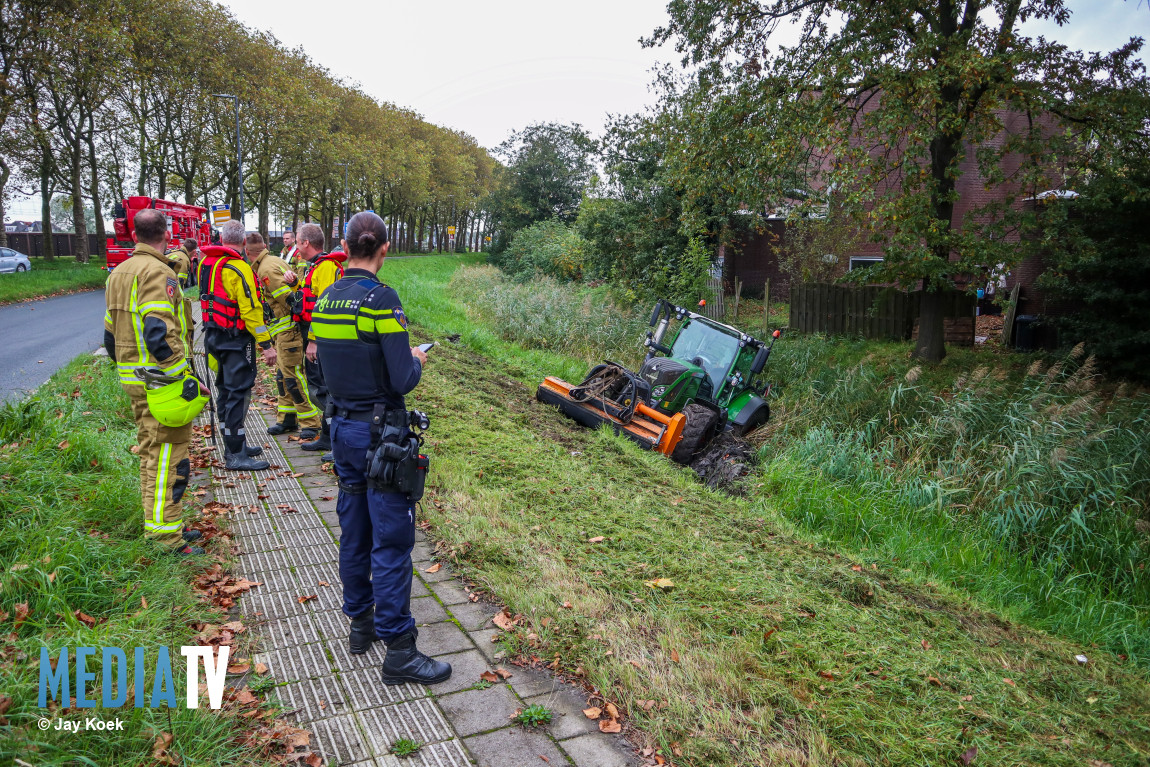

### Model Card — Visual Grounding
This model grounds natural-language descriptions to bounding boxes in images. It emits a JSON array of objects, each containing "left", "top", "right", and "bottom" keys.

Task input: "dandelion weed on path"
[
  {"left": 411, "top": 334, "right": 1150, "bottom": 767},
  {"left": 0, "top": 357, "right": 282, "bottom": 766}
]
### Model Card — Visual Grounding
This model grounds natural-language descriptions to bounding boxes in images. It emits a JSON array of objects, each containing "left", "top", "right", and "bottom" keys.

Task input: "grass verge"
[
  {"left": 0, "top": 258, "right": 108, "bottom": 305},
  {"left": 0, "top": 356, "right": 279, "bottom": 765},
  {"left": 378, "top": 255, "right": 1150, "bottom": 765}
]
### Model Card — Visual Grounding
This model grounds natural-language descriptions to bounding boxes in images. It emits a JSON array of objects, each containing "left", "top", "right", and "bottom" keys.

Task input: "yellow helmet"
[{"left": 136, "top": 368, "right": 209, "bottom": 427}]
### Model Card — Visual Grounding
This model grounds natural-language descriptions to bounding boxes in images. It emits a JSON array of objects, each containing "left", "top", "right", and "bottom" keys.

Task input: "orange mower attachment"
[{"left": 536, "top": 375, "right": 686, "bottom": 456}]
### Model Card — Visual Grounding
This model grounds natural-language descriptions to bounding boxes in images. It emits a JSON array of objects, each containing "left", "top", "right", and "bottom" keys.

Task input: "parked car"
[{"left": 0, "top": 247, "right": 32, "bottom": 273}]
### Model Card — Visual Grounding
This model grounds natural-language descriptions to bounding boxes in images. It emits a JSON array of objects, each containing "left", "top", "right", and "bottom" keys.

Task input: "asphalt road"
[{"left": 0, "top": 289, "right": 107, "bottom": 403}]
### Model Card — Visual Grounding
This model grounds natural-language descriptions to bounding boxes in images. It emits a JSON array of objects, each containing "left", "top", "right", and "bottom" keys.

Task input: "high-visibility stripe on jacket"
[
  {"left": 197, "top": 246, "right": 271, "bottom": 343},
  {"left": 104, "top": 243, "right": 188, "bottom": 387},
  {"left": 299, "top": 253, "right": 345, "bottom": 328}
]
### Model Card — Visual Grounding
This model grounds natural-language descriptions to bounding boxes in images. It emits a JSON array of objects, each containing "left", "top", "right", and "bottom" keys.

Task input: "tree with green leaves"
[
  {"left": 489, "top": 122, "right": 593, "bottom": 250},
  {"left": 650, "top": 0, "right": 1150, "bottom": 360}
]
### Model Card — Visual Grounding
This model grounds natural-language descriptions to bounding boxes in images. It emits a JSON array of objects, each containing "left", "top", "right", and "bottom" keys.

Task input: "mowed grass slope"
[
  {"left": 379, "top": 257, "right": 1150, "bottom": 766},
  {"left": 0, "top": 358, "right": 274, "bottom": 765},
  {"left": 0, "top": 258, "right": 108, "bottom": 305}
]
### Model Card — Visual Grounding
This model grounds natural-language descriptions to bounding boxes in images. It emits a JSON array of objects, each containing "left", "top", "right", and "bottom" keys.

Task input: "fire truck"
[{"left": 105, "top": 196, "right": 212, "bottom": 271}]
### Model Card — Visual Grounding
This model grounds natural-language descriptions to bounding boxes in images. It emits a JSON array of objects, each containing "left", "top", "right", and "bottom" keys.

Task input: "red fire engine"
[{"left": 105, "top": 196, "right": 212, "bottom": 271}]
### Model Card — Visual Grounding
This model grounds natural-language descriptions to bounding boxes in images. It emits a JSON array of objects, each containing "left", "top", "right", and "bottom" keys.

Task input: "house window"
[{"left": 849, "top": 256, "right": 883, "bottom": 271}]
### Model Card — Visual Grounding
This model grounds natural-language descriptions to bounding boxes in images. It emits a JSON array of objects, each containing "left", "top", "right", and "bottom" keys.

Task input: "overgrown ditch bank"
[{"left": 386, "top": 277, "right": 1150, "bottom": 766}]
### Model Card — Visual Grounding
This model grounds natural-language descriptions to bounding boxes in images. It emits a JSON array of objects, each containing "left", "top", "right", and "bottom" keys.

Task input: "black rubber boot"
[
  {"left": 349, "top": 610, "right": 378, "bottom": 655},
  {"left": 300, "top": 432, "right": 331, "bottom": 452},
  {"left": 224, "top": 450, "right": 270, "bottom": 471},
  {"left": 245, "top": 443, "right": 264, "bottom": 457},
  {"left": 298, "top": 427, "right": 320, "bottom": 441},
  {"left": 380, "top": 630, "right": 452, "bottom": 685},
  {"left": 321, "top": 452, "right": 334, "bottom": 463},
  {"left": 182, "top": 528, "right": 203, "bottom": 542},
  {"left": 268, "top": 414, "right": 297, "bottom": 435},
  {"left": 176, "top": 544, "right": 205, "bottom": 556}
]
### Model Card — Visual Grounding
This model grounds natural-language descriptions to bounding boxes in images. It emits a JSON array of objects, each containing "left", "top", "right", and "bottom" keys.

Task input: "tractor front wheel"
[{"left": 671, "top": 404, "right": 719, "bottom": 464}]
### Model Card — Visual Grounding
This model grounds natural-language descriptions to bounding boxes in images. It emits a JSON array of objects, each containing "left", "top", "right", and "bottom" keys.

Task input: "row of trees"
[
  {"left": 485, "top": 1, "right": 1149, "bottom": 363},
  {"left": 0, "top": 0, "right": 497, "bottom": 260}
]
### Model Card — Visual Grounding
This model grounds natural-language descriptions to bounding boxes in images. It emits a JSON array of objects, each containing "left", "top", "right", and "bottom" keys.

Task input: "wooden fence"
[
  {"left": 3, "top": 233, "right": 107, "bottom": 259},
  {"left": 788, "top": 283, "right": 975, "bottom": 342}
]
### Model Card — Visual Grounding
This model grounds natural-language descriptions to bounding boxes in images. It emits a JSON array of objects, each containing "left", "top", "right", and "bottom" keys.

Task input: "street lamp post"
[
  {"left": 336, "top": 162, "right": 349, "bottom": 236},
  {"left": 212, "top": 93, "right": 244, "bottom": 223}
]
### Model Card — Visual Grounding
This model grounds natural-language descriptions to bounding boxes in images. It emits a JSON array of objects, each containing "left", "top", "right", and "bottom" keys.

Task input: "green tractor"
[{"left": 537, "top": 299, "right": 781, "bottom": 462}]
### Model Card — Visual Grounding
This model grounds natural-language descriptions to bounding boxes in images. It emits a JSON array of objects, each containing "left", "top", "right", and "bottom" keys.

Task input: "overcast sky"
[
  {"left": 219, "top": 0, "right": 1146, "bottom": 151},
  {"left": 5, "top": 0, "right": 1146, "bottom": 221}
]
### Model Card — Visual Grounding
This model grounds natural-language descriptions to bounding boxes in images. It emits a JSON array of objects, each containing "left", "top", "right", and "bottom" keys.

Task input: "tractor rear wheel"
[{"left": 671, "top": 404, "right": 719, "bottom": 464}]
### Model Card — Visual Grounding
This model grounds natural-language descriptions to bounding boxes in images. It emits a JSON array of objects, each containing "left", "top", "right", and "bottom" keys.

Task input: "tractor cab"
[{"left": 538, "top": 297, "right": 781, "bottom": 464}]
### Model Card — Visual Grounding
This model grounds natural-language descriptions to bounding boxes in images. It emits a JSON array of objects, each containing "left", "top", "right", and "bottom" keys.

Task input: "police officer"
[
  {"left": 246, "top": 233, "right": 322, "bottom": 436},
  {"left": 104, "top": 209, "right": 205, "bottom": 555},
  {"left": 311, "top": 211, "right": 448, "bottom": 686},
  {"left": 198, "top": 220, "right": 276, "bottom": 470},
  {"left": 168, "top": 238, "right": 196, "bottom": 355},
  {"left": 296, "top": 222, "right": 344, "bottom": 455}
]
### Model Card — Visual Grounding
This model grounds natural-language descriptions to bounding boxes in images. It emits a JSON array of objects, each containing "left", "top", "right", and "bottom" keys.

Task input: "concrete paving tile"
[
  {"left": 339, "top": 665, "right": 428, "bottom": 709},
  {"left": 329, "top": 636, "right": 388, "bottom": 673},
  {"left": 426, "top": 649, "right": 494, "bottom": 695},
  {"left": 243, "top": 588, "right": 314, "bottom": 620},
  {"left": 286, "top": 454, "right": 324, "bottom": 467},
  {"left": 410, "top": 575, "right": 430, "bottom": 597},
  {"left": 249, "top": 566, "right": 299, "bottom": 596},
  {"left": 277, "top": 525, "right": 331, "bottom": 548},
  {"left": 411, "top": 596, "right": 447, "bottom": 625},
  {"left": 256, "top": 614, "right": 321, "bottom": 650},
  {"left": 240, "top": 532, "right": 288, "bottom": 554},
  {"left": 358, "top": 698, "right": 456, "bottom": 750},
  {"left": 315, "top": 499, "right": 338, "bottom": 514},
  {"left": 310, "top": 608, "right": 351, "bottom": 646},
  {"left": 462, "top": 727, "right": 570, "bottom": 767},
  {"left": 559, "top": 733, "right": 640, "bottom": 767},
  {"left": 320, "top": 510, "right": 341, "bottom": 528},
  {"left": 274, "top": 508, "right": 327, "bottom": 532},
  {"left": 420, "top": 561, "right": 454, "bottom": 582},
  {"left": 253, "top": 640, "right": 333, "bottom": 683},
  {"left": 238, "top": 547, "right": 294, "bottom": 576},
  {"left": 427, "top": 580, "right": 470, "bottom": 606},
  {"left": 436, "top": 684, "right": 521, "bottom": 737},
  {"left": 414, "top": 529, "right": 427, "bottom": 543},
  {"left": 376, "top": 740, "right": 470, "bottom": 766},
  {"left": 307, "top": 713, "right": 375, "bottom": 765},
  {"left": 411, "top": 543, "right": 433, "bottom": 563},
  {"left": 507, "top": 667, "right": 561, "bottom": 699},
  {"left": 446, "top": 600, "right": 497, "bottom": 632},
  {"left": 306, "top": 485, "right": 339, "bottom": 501},
  {"left": 287, "top": 541, "right": 340, "bottom": 567},
  {"left": 523, "top": 689, "right": 601, "bottom": 740},
  {"left": 273, "top": 673, "right": 350, "bottom": 721},
  {"left": 418, "top": 621, "right": 473, "bottom": 656},
  {"left": 468, "top": 629, "right": 504, "bottom": 663}
]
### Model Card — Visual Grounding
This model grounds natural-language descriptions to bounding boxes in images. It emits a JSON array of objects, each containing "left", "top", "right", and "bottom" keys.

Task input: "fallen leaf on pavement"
[
  {"left": 425, "top": 562, "right": 442, "bottom": 573},
  {"left": 599, "top": 719, "right": 621, "bottom": 733},
  {"left": 255, "top": 663, "right": 269, "bottom": 674},
  {"left": 227, "top": 662, "right": 251, "bottom": 674},
  {"left": 297, "top": 594, "right": 317, "bottom": 604},
  {"left": 480, "top": 671, "right": 499, "bottom": 683},
  {"left": 582, "top": 707, "right": 601, "bottom": 719},
  {"left": 493, "top": 610, "right": 515, "bottom": 631},
  {"left": 495, "top": 667, "right": 512, "bottom": 679},
  {"left": 605, "top": 702, "right": 619, "bottom": 719}
]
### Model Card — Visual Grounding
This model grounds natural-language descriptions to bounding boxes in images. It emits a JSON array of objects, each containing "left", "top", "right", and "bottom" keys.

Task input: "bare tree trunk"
[
  {"left": 70, "top": 137, "right": 90, "bottom": 263},
  {"left": 40, "top": 159, "right": 55, "bottom": 261},
  {"left": 915, "top": 287, "right": 947, "bottom": 362},
  {"left": 86, "top": 121, "right": 106, "bottom": 260},
  {"left": 0, "top": 157, "right": 8, "bottom": 249},
  {"left": 291, "top": 177, "right": 302, "bottom": 231}
]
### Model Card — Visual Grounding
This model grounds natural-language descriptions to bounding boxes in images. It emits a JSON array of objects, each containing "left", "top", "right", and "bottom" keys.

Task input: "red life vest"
[
  {"left": 298, "top": 252, "right": 346, "bottom": 323},
  {"left": 198, "top": 245, "right": 261, "bottom": 332}
]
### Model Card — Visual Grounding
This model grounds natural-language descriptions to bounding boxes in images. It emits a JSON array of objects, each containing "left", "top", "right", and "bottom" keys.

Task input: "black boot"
[
  {"left": 321, "top": 452, "right": 334, "bottom": 463},
  {"left": 245, "top": 443, "right": 264, "bottom": 457},
  {"left": 380, "top": 630, "right": 452, "bottom": 685},
  {"left": 224, "top": 449, "right": 270, "bottom": 471},
  {"left": 349, "top": 610, "right": 378, "bottom": 655},
  {"left": 300, "top": 432, "right": 331, "bottom": 452},
  {"left": 268, "top": 414, "right": 297, "bottom": 435},
  {"left": 298, "top": 427, "right": 319, "bottom": 441},
  {"left": 182, "top": 528, "right": 202, "bottom": 542}
]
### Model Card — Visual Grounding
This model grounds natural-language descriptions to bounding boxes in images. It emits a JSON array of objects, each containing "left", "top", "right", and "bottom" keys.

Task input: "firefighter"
[
  {"left": 281, "top": 228, "right": 305, "bottom": 272},
  {"left": 311, "top": 211, "right": 448, "bottom": 685},
  {"left": 168, "top": 237, "right": 196, "bottom": 355},
  {"left": 198, "top": 220, "right": 277, "bottom": 470},
  {"left": 295, "top": 222, "right": 345, "bottom": 457},
  {"left": 104, "top": 209, "right": 207, "bottom": 555},
  {"left": 246, "top": 233, "right": 322, "bottom": 437}
]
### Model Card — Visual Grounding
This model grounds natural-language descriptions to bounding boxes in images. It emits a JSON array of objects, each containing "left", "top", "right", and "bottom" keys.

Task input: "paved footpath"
[{"left": 195, "top": 333, "right": 638, "bottom": 766}]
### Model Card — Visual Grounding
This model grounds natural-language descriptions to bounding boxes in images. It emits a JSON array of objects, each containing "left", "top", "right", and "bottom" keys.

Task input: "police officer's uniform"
[
  {"left": 197, "top": 246, "right": 273, "bottom": 465},
  {"left": 251, "top": 248, "right": 321, "bottom": 433},
  {"left": 167, "top": 244, "right": 195, "bottom": 355},
  {"left": 104, "top": 243, "right": 193, "bottom": 548},
  {"left": 311, "top": 266, "right": 449, "bottom": 685}
]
